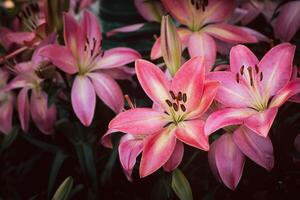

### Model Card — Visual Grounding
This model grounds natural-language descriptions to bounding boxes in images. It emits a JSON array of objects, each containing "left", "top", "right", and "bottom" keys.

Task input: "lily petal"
[
  {"left": 134, "top": 0, "right": 163, "bottom": 22},
  {"left": 71, "top": 75, "right": 96, "bottom": 126},
  {"left": 203, "top": 24, "right": 257, "bottom": 43},
  {"left": 140, "top": 128, "right": 176, "bottom": 177},
  {"left": 163, "top": 140, "right": 184, "bottom": 172},
  {"left": 233, "top": 126, "right": 274, "bottom": 170},
  {"left": 106, "top": 23, "right": 144, "bottom": 37},
  {"left": 93, "top": 47, "right": 141, "bottom": 70},
  {"left": 274, "top": 1, "right": 300, "bottom": 42},
  {"left": 259, "top": 43, "right": 295, "bottom": 98},
  {"left": 88, "top": 72, "right": 124, "bottom": 113},
  {"left": 188, "top": 32, "right": 216, "bottom": 71},
  {"left": 205, "top": 108, "right": 256, "bottom": 136},
  {"left": 135, "top": 59, "right": 170, "bottom": 109},
  {"left": 171, "top": 57, "right": 205, "bottom": 112},
  {"left": 17, "top": 88, "right": 30, "bottom": 132},
  {"left": 244, "top": 107, "right": 278, "bottom": 137},
  {"left": 270, "top": 79, "right": 300, "bottom": 107},
  {"left": 7, "top": 32, "right": 36, "bottom": 45},
  {"left": 0, "top": 99, "right": 13, "bottom": 134},
  {"left": 160, "top": 0, "right": 191, "bottom": 26},
  {"left": 109, "top": 108, "right": 168, "bottom": 135},
  {"left": 39, "top": 45, "right": 78, "bottom": 74},
  {"left": 229, "top": 44, "right": 259, "bottom": 75},
  {"left": 209, "top": 133, "right": 245, "bottom": 190},
  {"left": 119, "top": 134, "right": 144, "bottom": 181},
  {"left": 175, "top": 119, "right": 209, "bottom": 150}
]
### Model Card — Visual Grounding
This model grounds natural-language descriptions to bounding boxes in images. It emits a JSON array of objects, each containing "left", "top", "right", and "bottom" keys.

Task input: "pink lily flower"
[
  {"left": 106, "top": 0, "right": 164, "bottom": 36},
  {"left": 208, "top": 125, "right": 274, "bottom": 190},
  {"left": 40, "top": 11, "right": 141, "bottom": 126},
  {"left": 205, "top": 43, "right": 300, "bottom": 138},
  {"left": 6, "top": 37, "right": 57, "bottom": 135},
  {"left": 0, "top": 69, "right": 14, "bottom": 134},
  {"left": 102, "top": 56, "right": 219, "bottom": 177},
  {"left": 151, "top": 0, "right": 258, "bottom": 70}
]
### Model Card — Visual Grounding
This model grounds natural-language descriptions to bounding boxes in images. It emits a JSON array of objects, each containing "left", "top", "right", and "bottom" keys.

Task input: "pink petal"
[
  {"left": 101, "top": 129, "right": 115, "bottom": 148},
  {"left": 93, "top": 47, "right": 141, "bottom": 70},
  {"left": 102, "top": 66, "right": 135, "bottom": 81},
  {"left": 187, "top": 81, "right": 219, "bottom": 119},
  {"left": 233, "top": 126, "right": 274, "bottom": 170},
  {"left": 17, "top": 88, "right": 30, "bottom": 132},
  {"left": 109, "top": 108, "right": 167, "bottom": 135},
  {"left": 205, "top": 108, "right": 256, "bottom": 136},
  {"left": 244, "top": 107, "right": 278, "bottom": 137},
  {"left": 270, "top": 79, "right": 300, "bottom": 107},
  {"left": 229, "top": 44, "right": 259, "bottom": 74},
  {"left": 187, "top": 32, "right": 216, "bottom": 71},
  {"left": 203, "top": 24, "right": 257, "bottom": 43},
  {"left": 135, "top": 59, "right": 171, "bottom": 110},
  {"left": 106, "top": 23, "right": 144, "bottom": 37},
  {"left": 171, "top": 57, "right": 205, "bottom": 112},
  {"left": 206, "top": 71, "right": 252, "bottom": 107},
  {"left": 134, "top": 0, "right": 163, "bottom": 22},
  {"left": 163, "top": 140, "right": 184, "bottom": 172},
  {"left": 88, "top": 72, "right": 124, "bottom": 113},
  {"left": 209, "top": 133, "right": 245, "bottom": 190},
  {"left": 140, "top": 128, "right": 176, "bottom": 177},
  {"left": 240, "top": 1, "right": 264, "bottom": 25},
  {"left": 82, "top": 10, "right": 102, "bottom": 51},
  {"left": 30, "top": 91, "right": 57, "bottom": 135},
  {"left": 39, "top": 45, "right": 78, "bottom": 74},
  {"left": 274, "top": 1, "right": 300, "bottom": 42},
  {"left": 259, "top": 43, "right": 295, "bottom": 98},
  {"left": 239, "top": 27, "right": 270, "bottom": 43},
  {"left": 0, "top": 99, "right": 13, "bottom": 134},
  {"left": 175, "top": 119, "right": 209, "bottom": 150},
  {"left": 7, "top": 32, "right": 36, "bottom": 45},
  {"left": 71, "top": 75, "right": 96, "bottom": 126},
  {"left": 0, "top": 27, "right": 13, "bottom": 50},
  {"left": 119, "top": 134, "right": 144, "bottom": 181}
]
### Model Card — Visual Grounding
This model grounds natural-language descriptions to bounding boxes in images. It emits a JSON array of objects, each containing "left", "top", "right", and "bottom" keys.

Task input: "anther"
[
  {"left": 240, "top": 65, "right": 244, "bottom": 75},
  {"left": 236, "top": 73, "right": 240, "bottom": 83},
  {"left": 255, "top": 64, "right": 259, "bottom": 74},
  {"left": 260, "top": 72, "right": 263, "bottom": 81},
  {"left": 247, "top": 66, "right": 253, "bottom": 86},
  {"left": 166, "top": 99, "right": 173, "bottom": 107},
  {"left": 177, "top": 92, "right": 183, "bottom": 101},
  {"left": 180, "top": 104, "right": 186, "bottom": 112},
  {"left": 182, "top": 93, "right": 187, "bottom": 103},
  {"left": 170, "top": 91, "right": 176, "bottom": 100},
  {"left": 173, "top": 103, "right": 179, "bottom": 111}
]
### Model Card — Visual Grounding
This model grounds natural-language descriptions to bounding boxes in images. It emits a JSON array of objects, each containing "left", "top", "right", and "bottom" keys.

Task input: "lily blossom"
[
  {"left": 6, "top": 36, "right": 57, "bottom": 135},
  {"left": 151, "top": 0, "right": 258, "bottom": 70},
  {"left": 205, "top": 43, "right": 300, "bottom": 138},
  {"left": 40, "top": 10, "right": 141, "bottom": 126},
  {"left": 0, "top": 69, "right": 14, "bottom": 134},
  {"left": 102, "top": 56, "right": 219, "bottom": 177},
  {"left": 209, "top": 125, "right": 274, "bottom": 190},
  {"left": 106, "top": 0, "right": 164, "bottom": 36}
]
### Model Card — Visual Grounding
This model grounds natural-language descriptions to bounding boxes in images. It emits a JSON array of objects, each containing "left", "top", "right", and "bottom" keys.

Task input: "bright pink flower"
[
  {"left": 6, "top": 36, "right": 57, "bottom": 135},
  {"left": 102, "top": 57, "right": 219, "bottom": 178},
  {"left": 151, "top": 0, "right": 259, "bottom": 70},
  {"left": 40, "top": 11, "right": 141, "bottom": 126},
  {"left": 205, "top": 43, "right": 300, "bottom": 137},
  {"left": 106, "top": 0, "right": 164, "bottom": 36},
  {"left": 0, "top": 69, "right": 14, "bottom": 134},
  {"left": 208, "top": 125, "right": 274, "bottom": 190}
]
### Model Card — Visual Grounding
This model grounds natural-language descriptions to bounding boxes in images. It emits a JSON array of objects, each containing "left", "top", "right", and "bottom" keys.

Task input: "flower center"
[
  {"left": 190, "top": 0, "right": 208, "bottom": 11},
  {"left": 165, "top": 90, "right": 187, "bottom": 123},
  {"left": 17, "top": 2, "right": 40, "bottom": 32}
]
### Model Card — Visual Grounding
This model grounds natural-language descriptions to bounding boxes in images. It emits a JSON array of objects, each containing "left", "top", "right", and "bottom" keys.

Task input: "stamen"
[
  {"left": 86, "top": 37, "right": 90, "bottom": 45},
  {"left": 166, "top": 99, "right": 173, "bottom": 107},
  {"left": 260, "top": 72, "right": 263, "bottom": 81},
  {"left": 247, "top": 66, "right": 253, "bottom": 86},
  {"left": 182, "top": 93, "right": 187, "bottom": 103},
  {"left": 177, "top": 92, "right": 182, "bottom": 101},
  {"left": 170, "top": 91, "right": 176, "bottom": 100},
  {"left": 173, "top": 103, "right": 179, "bottom": 111},
  {"left": 240, "top": 65, "right": 244, "bottom": 75},
  {"left": 124, "top": 94, "right": 135, "bottom": 109},
  {"left": 180, "top": 104, "right": 186, "bottom": 112},
  {"left": 255, "top": 64, "right": 259, "bottom": 74},
  {"left": 236, "top": 73, "right": 240, "bottom": 83}
]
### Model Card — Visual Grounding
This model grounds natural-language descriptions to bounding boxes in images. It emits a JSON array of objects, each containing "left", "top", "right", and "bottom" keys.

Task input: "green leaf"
[
  {"left": 0, "top": 126, "right": 19, "bottom": 150},
  {"left": 22, "top": 134, "right": 60, "bottom": 153},
  {"left": 48, "top": 151, "right": 68, "bottom": 198},
  {"left": 171, "top": 169, "right": 193, "bottom": 200},
  {"left": 52, "top": 176, "right": 74, "bottom": 200},
  {"left": 100, "top": 142, "right": 118, "bottom": 185}
]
